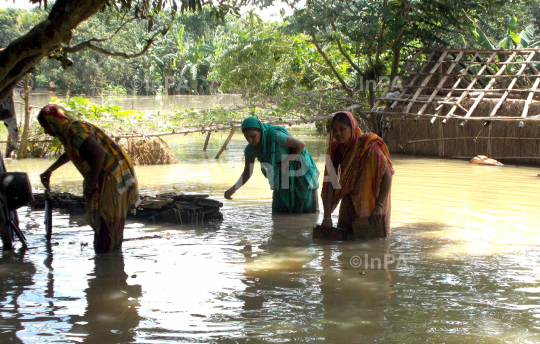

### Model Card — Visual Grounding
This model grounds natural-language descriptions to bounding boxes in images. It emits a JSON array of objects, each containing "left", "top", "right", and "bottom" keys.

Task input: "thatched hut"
[{"left": 370, "top": 48, "right": 540, "bottom": 166}]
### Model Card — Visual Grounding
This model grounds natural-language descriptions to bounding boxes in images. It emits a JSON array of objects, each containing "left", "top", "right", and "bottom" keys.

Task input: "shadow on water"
[
  {"left": 0, "top": 248, "right": 34, "bottom": 344},
  {"left": 68, "top": 253, "right": 141, "bottom": 343}
]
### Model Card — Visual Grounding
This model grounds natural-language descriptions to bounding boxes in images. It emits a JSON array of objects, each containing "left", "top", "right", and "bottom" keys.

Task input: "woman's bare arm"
[
  {"left": 225, "top": 156, "right": 255, "bottom": 199},
  {"left": 79, "top": 137, "right": 106, "bottom": 198},
  {"left": 40, "top": 152, "right": 70, "bottom": 188},
  {"left": 281, "top": 135, "right": 306, "bottom": 170}
]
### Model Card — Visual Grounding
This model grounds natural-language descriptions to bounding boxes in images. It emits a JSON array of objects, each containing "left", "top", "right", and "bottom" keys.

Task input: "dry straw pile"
[{"left": 117, "top": 137, "right": 178, "bottom": 165}]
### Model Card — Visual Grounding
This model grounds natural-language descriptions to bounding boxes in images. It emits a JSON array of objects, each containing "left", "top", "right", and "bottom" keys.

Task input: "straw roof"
[{"left": 369, "top": 48, "right": 540, "bottom": 125}]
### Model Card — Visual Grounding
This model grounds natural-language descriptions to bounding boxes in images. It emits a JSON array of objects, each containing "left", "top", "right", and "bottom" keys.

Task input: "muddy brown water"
[
  {"left": 1, "top": 130, "right": 540, "bottom": 343},
  {"left": 14, "top": 93, "right": 242, "bottom": 115}
]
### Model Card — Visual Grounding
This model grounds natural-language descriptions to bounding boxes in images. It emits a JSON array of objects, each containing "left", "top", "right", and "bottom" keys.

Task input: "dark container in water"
[{"left": 0, "top": 172, "right": 34, "bottom": 210}]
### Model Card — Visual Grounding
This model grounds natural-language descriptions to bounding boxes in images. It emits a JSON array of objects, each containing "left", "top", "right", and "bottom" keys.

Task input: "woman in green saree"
[{"left": 224, "top": 117, "right": 319, "bottom": 213}]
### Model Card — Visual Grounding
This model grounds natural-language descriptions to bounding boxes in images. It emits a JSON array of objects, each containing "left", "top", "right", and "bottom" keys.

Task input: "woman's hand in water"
[
  {"left": 224, "top": 186, "right": 236, "bottom": 199},
  {"left": 369, "top": 205, "right": 384, "bottom": 227},
  {"left": 321, "top": 218, "right": 333, "bottom": 228}
]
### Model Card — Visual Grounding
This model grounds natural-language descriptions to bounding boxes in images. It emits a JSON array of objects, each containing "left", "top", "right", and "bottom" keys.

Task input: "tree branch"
[
  {"left": 0, "top": 0, "right": 108, "bottom": 102},
  {"left": 309, "top": 30, "right": 353, "bottom": 97},
  {"left": 88, "top": 15, "right": 137, "bottom": 44},
  {"left": 329, "top": 19, "right": 362, "bottom": 75},
  {"left": 63, "top": 28, "right": 166, "bottom": 59}
]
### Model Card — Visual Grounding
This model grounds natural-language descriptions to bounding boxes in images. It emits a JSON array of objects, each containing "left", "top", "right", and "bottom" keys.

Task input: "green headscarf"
[
  {"left": 241, "top": 117, "right": 290, "bottom": 189},
  {"left": 242, "top": 117, "right": 320, "bottom": 213}
]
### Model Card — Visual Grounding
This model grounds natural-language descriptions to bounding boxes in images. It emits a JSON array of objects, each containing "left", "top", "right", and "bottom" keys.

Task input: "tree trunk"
[
  {"left": 390, "top": 45, "right": 401, "bottom": 81},
  {"left": 0, "top": 0, "right": 108, "bottom": 103},
  {"left": 17, "top": 75, "right": 31, "bottom": 159}
]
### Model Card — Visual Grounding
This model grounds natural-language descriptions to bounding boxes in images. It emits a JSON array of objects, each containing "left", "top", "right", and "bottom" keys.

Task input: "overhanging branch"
[
  {"left": 63, "top": 26, "right": 168, "bottom": 58},
  {"left": 310, "top": 30, "right": 353, "bottom": 97}
]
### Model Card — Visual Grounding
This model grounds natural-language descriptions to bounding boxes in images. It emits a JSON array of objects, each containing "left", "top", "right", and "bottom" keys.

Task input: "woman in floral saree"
[
  {"left": 225, "top": 117, "right": 319, "bottom": 213},
  {"left": 321, "top": 112, "right": 394, "bottom": 236},
  {"left": 38, "top": 104, "right": 140, "bottom": 253}
]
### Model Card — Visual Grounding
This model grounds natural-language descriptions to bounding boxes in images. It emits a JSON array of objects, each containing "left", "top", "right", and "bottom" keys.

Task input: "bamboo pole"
[
  {"left": 113, "top": 115, "right": 333, "bottom": 139},
  {"left": 215, "top": 123, "right": 237, "bottom": 159},
  {"left": 404, "top": 51, "right": 449, "bottom": 115},
  {"left": 375, "top": 110, "right": 540, "bottom": 122},
  {"left": 418, "top": 51, "right": 463, "bottom": 119},
  {"left": 396, "top": 72, "right": 540, "bottom": 78},
  {"left": 17, "top": 75, "right": 31, "bottom": 159},
  {"left": 390, "top": 52, "right": 436, "bottom": 110},
  {"left": 461, "top": 52, "right": 518, "bottom": 125},
  {"left": 399, "top": 136, "right": 540, "bottom": 149},
  {"left": 444, "top": 51, "right": 500, "bottom": 120},
  {"left": 489, "top": 51, "right": 536, "bottom": 118},
  {"left": 411, "top": 88, "right": 540, "bottom": 94},
  {"left": 0, "top": 140, "right": 52, "bottom": 144},
  {"left": 415, "top": 47, "right": 540, "bottom": 55},
  {"left": 522, "top": 78, "right": 540, "bottom": 118},
  {"left": 429, "top": 52, "right": 480, "bottom": 124},
  {"left": 203, "top": 131, "right": 211, "bottom": 151},
  {"left": 370, "top": 50, "right": 425, "bottom": 112}
]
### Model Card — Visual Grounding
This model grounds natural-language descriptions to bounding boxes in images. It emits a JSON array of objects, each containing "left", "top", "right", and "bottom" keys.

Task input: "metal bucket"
[{"left": 0, "top": 172, "right": 33, "bottom": 210}]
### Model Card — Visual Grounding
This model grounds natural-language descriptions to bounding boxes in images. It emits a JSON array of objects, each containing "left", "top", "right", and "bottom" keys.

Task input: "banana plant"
[{"left": 464, "top": 15, "right": 540, "bottom": 84}]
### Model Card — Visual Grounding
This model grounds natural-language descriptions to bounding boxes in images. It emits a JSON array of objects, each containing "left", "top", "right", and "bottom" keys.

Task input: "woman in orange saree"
[{"left": 321, "top": 112, "right": 394, "bottom": 236}]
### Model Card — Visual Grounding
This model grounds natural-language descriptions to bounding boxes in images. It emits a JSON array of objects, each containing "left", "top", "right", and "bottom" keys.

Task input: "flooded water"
[
  {"left": 1, "top": 131, "right": 540, "bottom": 343},
  {"left": 13, "top": 93, "right": 242, "bottom": 117}
]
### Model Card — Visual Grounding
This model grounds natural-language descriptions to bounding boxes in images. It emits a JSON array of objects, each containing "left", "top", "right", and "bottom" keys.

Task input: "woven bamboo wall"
[{"left": 385, "top": 99, "right": 540, "bottom": 166}]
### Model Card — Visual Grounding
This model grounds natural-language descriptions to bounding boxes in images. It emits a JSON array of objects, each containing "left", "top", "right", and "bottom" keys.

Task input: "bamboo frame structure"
[
  {"left": 371, "top": 48, "right": 540, "bottom": 165},
  {"left": 370, "top": 48, "right": 540, "bottom": 123}
]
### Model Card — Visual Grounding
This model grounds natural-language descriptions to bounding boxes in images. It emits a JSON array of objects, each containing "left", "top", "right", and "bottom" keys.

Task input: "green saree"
[{"left": 242, "top": 117, "right": 319, "bottom": 213}]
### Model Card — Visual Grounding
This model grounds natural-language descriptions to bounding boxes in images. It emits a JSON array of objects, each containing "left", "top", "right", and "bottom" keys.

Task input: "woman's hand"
[
  {"left": 369, "top": 205, "right": 384, "bottom": 227},
  {"left": 321, "top": 218, "right": 333, "bottom": 228},
  {"left": 40, "top": 169, "right": 52, "bottom": 189},
  {"left": 224, "top": 187, "right": 236, "bottom": 200}
]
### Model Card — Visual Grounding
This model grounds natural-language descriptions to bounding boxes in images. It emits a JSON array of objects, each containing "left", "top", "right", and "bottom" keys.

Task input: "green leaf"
[
  {"left": 520, "top": 25, "right": 535, "bottom": 48},
  {"left": 510, "top": 31, "right": 521, "bottom": 45}
]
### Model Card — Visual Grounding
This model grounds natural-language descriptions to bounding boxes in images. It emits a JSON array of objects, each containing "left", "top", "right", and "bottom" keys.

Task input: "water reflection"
[
  {"left": 2, "top": 131, "right": 540, "bottom": 342},
  {"left": 318, "top": 240, "right": 393, "bottom": 342},
  {"left": 0, "top": 248, "right": 34, "bottom": 343},
  {"left": 69, "top": 254, "right": 141, "bottom": 343}
]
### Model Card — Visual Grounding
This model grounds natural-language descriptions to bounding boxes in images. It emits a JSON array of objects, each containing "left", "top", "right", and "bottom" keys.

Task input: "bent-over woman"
[
  {"left": 224, "top": 117, "right": 319, "bottom": 213},
  {"left": 38, "top": 104, "right": 140, "bottom": 253},
  {"left": 321, "top": 112, "right": 394, "bottom": 235}
]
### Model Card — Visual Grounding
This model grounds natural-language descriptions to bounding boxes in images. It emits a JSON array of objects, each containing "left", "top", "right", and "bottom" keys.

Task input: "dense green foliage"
[
  {"left": 0, "top": 7, "right": 224, "bottom": 96},
  {"left": 2, "top": 0, "right": 540, "bottom": 133}
]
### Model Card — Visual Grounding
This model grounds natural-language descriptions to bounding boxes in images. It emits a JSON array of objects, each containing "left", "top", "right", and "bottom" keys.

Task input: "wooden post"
[
  {"left": 439, "top": 120, "right": 444, "bottom": 157},
  {"left": 17, "top": 75, "right": 31, "bottom": 159},
  {"left": 215, "top": 123, "right": 237, "bottom": 159},
  {"left": 203, "top": 131, "right": 211, "bottom": 151},
  {"left": 487, "top": 124, "right": 492, "bottom": 157}
]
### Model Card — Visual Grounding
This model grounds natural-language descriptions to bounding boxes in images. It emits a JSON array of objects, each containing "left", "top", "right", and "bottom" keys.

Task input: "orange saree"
[{"left": 322, "top": 112, "right": 394, "bottom": 235}]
